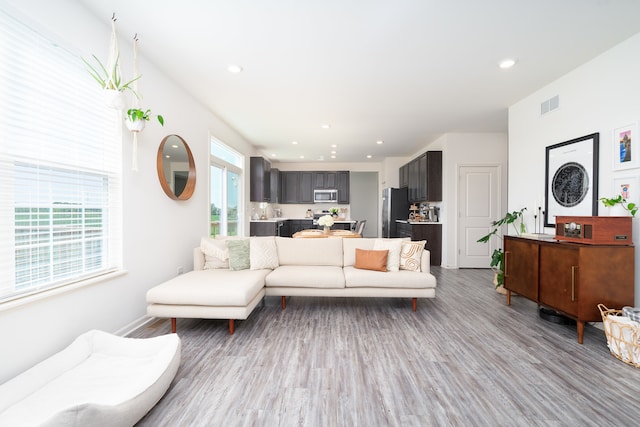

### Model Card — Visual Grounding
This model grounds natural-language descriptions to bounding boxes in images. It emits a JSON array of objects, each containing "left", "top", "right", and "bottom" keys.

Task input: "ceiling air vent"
[{"left": 541, "top": 95, "right": 560, "bottom": 116}]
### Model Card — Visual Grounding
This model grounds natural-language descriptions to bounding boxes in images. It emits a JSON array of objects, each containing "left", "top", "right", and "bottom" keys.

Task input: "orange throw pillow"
[{"left": 354, "top": 248, "right": 389, "bottom": 272}]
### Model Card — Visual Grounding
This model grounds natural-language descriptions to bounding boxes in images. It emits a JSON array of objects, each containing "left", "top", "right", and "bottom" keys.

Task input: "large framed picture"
[
  {"left": 544, "top": 133, "right": 599, "bottom": 227},
  {"left": 613, "top": 123, "right": 639, "bottom": 171}
]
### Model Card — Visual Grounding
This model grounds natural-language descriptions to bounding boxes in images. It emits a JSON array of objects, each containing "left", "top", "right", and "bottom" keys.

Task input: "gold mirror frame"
[{"left": 156, "top": 134, "right": 196, "bottom": 200}]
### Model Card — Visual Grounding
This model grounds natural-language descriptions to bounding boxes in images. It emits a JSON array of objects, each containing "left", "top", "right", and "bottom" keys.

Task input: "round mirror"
[{"left": 157, "top": 134, "right": 196, "bottom": 200}]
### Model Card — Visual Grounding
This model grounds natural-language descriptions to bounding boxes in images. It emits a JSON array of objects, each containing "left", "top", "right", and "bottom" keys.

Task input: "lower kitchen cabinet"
[
  {"left": 395, "top": 222, "right": 441, "bottom": 266},
  {"left": 504, "top": 236, "right": 635, "bottom": 343},
  {"left": 250, "top": 221, "right": 279, "bottom": 236}
]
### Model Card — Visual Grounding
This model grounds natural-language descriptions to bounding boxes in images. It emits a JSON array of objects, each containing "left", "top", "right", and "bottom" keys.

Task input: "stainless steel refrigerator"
[{"left": 382, "top": 187, "right": 409, "bottom": 238}]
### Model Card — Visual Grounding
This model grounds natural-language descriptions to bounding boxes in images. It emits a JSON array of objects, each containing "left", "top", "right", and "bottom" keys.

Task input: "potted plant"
[
  {"left": 329, "top": 207, "right": 339, "bottom": 218},
  {"left": 477, "top": 207, "right": 527, "bottom": 291},
  {"left": 599, "top": 195, "right": 638, "bottom": 216},
  {"left": 82, "top": 54, "right": 141, "bottom": 109},
  {"left": 125, "top": 108, "right": 164, "bottom": 132}
]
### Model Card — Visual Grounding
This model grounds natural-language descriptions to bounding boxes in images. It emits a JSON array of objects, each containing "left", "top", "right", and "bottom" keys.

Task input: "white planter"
[
  {"left": 125, "top": 118, "right": 146, "bottom": 133},
  {"left": 103, "top": 89, "right": 125, "bottom": 110}
]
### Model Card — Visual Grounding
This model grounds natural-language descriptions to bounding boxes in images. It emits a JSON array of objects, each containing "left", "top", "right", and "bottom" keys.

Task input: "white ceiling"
[{"left": 78, "top": 0, "right": 640, "bottom": 163}]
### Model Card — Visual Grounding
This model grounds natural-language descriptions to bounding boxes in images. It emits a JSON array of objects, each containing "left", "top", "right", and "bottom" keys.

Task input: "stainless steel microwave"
[{"left": 314, "top": 189, "right": 338, "bottom": 203}]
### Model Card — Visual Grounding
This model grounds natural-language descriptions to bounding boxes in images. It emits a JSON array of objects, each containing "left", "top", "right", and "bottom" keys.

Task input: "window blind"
[{"left": 0, "top": 8, "right": 122, "bottom": 302}]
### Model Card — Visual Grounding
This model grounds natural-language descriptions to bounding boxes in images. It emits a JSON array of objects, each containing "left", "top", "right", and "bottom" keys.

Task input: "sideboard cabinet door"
[{"left": 504, "top": 236, "right": 539, "bottom": 301}]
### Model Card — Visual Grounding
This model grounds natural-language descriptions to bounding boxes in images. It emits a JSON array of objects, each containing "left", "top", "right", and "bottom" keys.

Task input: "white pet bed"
[{"left": 0, "top": 330, "right": 181, "bottom": 426}]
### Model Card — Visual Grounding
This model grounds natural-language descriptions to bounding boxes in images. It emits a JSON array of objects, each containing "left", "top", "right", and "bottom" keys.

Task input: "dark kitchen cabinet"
[
  {"left": 313, "top": 172, "right": 337, "bottom": 189},
  {"left": 281, "top": 219, "right": 313, "bottom": 236},
  {"left": 270, "top": 168, "right": 280, "bottom": 204},
  {"left": 337, "top": 171, "right": 350, "bottom": 204},
  {"left": 394, "top": 221, "right": 441, "bottom": 266},
  {"left": 401, "top": 151, "right": 442, "bottom": 202},
  {"left": 399, "top": 164, "right": 409, "bottom": 188},
  {"left": 426, "top": 151, "right": 442, "bottom": 201},
  {"left": 280, "top": 172, "right": 300, "bottom": 204},
  {"left": 250, "top": 157, "right": 271, "bottom": 202},
  {"left": 250, "top": 221, "right": 277, "bottom": 236},
  {"left": 299, "top": 172, "right": 314, "bottom": 203}
]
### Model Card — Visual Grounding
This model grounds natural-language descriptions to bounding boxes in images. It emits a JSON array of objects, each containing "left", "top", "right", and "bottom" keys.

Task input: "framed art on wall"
[
  {"left": 544, "top": 133, "right": 599, "bottom": 227},
  {"left": 612, "top": 174, "right": 640, "bottom": 204},
  {"left": 612, "top": 123, "right": 639, "bottom": 170}
]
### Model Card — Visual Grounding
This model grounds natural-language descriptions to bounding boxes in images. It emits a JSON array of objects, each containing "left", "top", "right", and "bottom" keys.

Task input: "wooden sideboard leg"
[
  {"left": 281, "top": 296, "right": 287, "bottom": 310},
  {"left": 412, "top": 298, "right": 417, "bottom": 312},
  {"left": 506, "top": 290, "right": 511, "bottom": 306},
  {"left": 229, "top": 319, "right": 235, "bottom": 335},
  {"left": 577, "top": 320, "right": 585, "bottom": 344},
  {"left": 171, "top": 318, "right": 176, "bottom": 333}
]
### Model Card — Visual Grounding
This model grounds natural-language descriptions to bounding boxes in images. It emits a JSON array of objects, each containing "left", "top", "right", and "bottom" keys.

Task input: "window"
[
  {"left": 210, "top": 137, "right": 243, "bottom": 236},
  {"left": 0, "top": 9, "right": 122, "bottom": 303}
]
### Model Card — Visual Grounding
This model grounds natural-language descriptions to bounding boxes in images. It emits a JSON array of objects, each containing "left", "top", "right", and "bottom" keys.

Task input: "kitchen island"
[
  {"left": 250, "top": 218, "right": 356, "bottom": 237},
  {"left": 395, "top": 220, "right": 442, "bottom": 266}
]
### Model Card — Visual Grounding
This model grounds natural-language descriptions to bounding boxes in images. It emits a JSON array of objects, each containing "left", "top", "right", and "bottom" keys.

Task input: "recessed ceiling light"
[
  {"left": 299, "top": 155, "right": 305, "bottom": 159},
  {"left": 331, "top": 155, "right": 336, "bottom": 159},
  {"left": 271, "top": 154, "right": 276, "bottom": 157},
  {"left": 321, "top": 124, "right": 331, "bottom": 129},
  {"left": 366, "top": 155, "right": 372, "bottom": 159},
  {"left": 228, "top": 65, "right": 243, "bottom": 73},
  {"left": 331, "top": 144, "right": 337, "bottom": 148},
  {"left": 292, "top": 141, "right": 298, "bottom": 145},
  {"left": 499, "top": 58, "right": 517, "bottom": 69},
  {"left": 376, "top": 140, "right": 383, "bottom": 145},
  {"left": 331, "top": 150, "right": 336, "bottom": 154}
]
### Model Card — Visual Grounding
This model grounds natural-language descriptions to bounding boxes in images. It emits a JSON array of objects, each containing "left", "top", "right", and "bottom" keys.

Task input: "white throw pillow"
[
  {"left": 200, "top": 237, "right": 229, "bottom": 269},
  {"left": 250, "top": 236, "right": 279, "bottom": 270},
  {"left": 400, "top": 240, "right": 425, "bottom": 271},
  {"left": 373, "top": 238, "right": 403, "bottom": 272}
]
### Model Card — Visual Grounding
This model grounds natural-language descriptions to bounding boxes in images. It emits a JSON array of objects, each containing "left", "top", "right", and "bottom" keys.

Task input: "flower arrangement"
[{"left": 317, "top": 214, "right": 335, "bottom": 228}]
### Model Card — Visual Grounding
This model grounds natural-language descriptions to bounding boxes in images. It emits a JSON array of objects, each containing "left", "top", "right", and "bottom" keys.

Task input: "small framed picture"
[
  {"left": 612, "top": 174, "right": 640, "bottom": 203},
  {"left": 612, "top": 123, "right": 639, "bottom": 170}
]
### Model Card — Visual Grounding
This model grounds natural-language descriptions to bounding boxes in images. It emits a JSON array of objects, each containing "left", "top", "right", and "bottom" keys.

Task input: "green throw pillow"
[{"left": 227, "top": 239, "right": 250, "bottom": 271}]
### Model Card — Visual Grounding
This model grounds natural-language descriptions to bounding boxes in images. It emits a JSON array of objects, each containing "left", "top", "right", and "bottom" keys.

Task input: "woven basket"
[{"left": 598, "top": 304, "right": 640, "bottom": 368}]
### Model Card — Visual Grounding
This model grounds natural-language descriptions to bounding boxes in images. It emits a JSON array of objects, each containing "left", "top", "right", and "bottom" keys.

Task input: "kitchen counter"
[
  {"left": 251, "top": 218, "right": 355, "bottom": 223},
  {"left": 396, "top": 219, "right": 441, "bottom": 224}
]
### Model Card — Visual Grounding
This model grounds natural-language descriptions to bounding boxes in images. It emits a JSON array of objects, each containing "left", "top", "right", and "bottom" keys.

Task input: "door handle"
[{"left": 571, "top": 266, "right": 577, "bottom": 301}]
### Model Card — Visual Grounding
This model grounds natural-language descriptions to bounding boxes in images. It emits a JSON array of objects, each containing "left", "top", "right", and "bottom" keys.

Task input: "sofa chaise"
[{"left": 146, "top": 236, "right": 437, "bottom": 334}]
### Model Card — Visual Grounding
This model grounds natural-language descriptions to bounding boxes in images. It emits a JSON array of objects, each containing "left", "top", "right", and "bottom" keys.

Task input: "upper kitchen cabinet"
[
  {"left": 425, "top": 151, "right": 442, "bottom": 201},
  {"left": 337, "top": 171, "right": 350, "bottom": 204},
  {"left": 250, "top": 157, "right": 271, "bottom": 202},
  {"left": 270, "top": 168, "right": 280, "bottom": 204},
  {"left": 402, "top": 151, "right": 442, "bottom": 202},
  {"left": 280, "top": 171, "right": 314, "bottom": 204},
  {"left": 313, "top": 172, "right": 337, "bottom": 189}
]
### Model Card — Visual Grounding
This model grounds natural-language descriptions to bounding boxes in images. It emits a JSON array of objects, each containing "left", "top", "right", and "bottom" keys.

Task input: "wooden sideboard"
[{"left": 503, "top": 236, "right": 635, "bottom": 343}]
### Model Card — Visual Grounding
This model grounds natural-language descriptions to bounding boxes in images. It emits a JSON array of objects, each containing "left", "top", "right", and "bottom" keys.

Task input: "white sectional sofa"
[{"left": 146, "top": 236, "right": 437, "bottom": 334}]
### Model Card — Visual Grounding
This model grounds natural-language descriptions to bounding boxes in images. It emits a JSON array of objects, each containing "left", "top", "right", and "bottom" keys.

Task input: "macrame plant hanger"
[
  {"left": 105, "top": 14, "right": 125, "bottom": 110},
  {"left": 131, "top": 33, "right": 141, "bottom": 172}
]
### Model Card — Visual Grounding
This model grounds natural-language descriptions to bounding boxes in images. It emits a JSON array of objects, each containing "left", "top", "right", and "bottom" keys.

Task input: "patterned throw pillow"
[
  {"left": 227, "top": 239, "right": 250, "bottom": 271},
  {"left": 373, "top": 238, "right": 403, "bottom": 272},
  {"left": 250, "top": 236, "right": 279, "bottom": 270},
  {"left": 400, "top": 240, "right": 426, "bottom": 271},
  {"left": 200, "top": 237, "right": 229, "bottom": 269}
]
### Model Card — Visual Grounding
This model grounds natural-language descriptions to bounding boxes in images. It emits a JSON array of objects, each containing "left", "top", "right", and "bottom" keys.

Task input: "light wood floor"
[{"left": 131, "top": 267, "right": 640, "bottom": 426}]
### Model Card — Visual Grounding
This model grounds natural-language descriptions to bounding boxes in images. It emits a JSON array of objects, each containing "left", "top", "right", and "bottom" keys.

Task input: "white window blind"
[{"left": 0, "top": 8, "right": 122, "bottom": 303}]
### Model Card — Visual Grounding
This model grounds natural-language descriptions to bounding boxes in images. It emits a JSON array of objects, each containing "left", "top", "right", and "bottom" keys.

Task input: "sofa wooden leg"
[
  {"left": 171, "top": 318, "right": 177, "bottom": 333},
  {"left": 229, "top": 319, "right": 235, "bottom": 335},
  {"left": 281, "top": 296, "right": 287, "bottom": 310},
  {"left": 412, "top": 298, "right": 417, "bottom": 312}
]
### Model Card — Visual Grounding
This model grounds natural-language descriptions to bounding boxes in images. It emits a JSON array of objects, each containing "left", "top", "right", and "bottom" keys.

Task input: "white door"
[{"left": 458, "top": 165, "right": 500, "bottom": 268}]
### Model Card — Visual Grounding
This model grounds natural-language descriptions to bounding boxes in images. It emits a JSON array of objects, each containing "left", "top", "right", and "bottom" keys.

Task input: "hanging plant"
[
  {"left": 82, "top": 54, "right": 141, "bottom": 97},
  {"left": 125, "top": 108, "right": 164, "bottom": 132}
]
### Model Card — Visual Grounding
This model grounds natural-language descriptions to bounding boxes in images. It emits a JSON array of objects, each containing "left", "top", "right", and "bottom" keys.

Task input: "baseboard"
[{"left": 115, "top": 316, "right": 156, "bottom": 336}]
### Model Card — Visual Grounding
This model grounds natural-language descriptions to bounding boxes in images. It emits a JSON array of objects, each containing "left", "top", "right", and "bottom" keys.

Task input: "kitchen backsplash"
[{"left": 250, "top": 202, "right": 350, "bottom": 219}]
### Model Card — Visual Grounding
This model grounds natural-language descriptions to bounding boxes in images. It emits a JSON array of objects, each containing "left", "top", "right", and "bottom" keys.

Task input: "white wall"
[
  {"left": 509, "top": 32, "right": 640, "bottom": 305},
  {"left": 429, "top": 133, "right": 508, "bottom": 268},
  {"left": 0, "top": 0, "right": 258, "bottom": 383}
]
